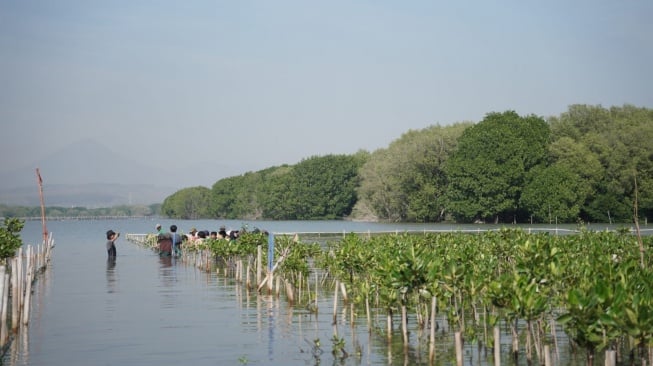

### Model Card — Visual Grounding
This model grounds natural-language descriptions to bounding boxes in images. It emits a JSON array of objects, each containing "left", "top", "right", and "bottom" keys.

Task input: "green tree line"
[
  {"left": 0, "top": 204, "right": 161, "bottom": 219},
  {"left": 161, "top": 104, "right": 653, "bottom": 223},
  {"left": 5, "top": 104, "right": 644, "bottom": 224}
]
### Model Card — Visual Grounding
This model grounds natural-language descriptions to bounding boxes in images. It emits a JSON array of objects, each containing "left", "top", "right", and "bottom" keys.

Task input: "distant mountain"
[
  {"left": 0, "top": 183, "right": 176, "bottom": 207},
  {"left": 0, "top": 138, "right": 256, "bottom": 207},
  {"left": 0, "top": 139, "right": 168, "bottom": 187},
  {"left": 0, "top": 139, "right": 179, "bottom": 206}
]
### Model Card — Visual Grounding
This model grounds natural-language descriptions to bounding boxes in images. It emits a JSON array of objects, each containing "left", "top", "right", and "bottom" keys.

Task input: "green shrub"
[{"left": 0, "top": 218, "right": 24, "bottom": 260}]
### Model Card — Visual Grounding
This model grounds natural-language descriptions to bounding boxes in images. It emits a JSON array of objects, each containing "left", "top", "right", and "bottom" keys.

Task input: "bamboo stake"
[
  {"left": 1, "top": 267, "right": 9, "bottom": 345},
  {"left": 551, "top": 316, "right": 560, "bottom": 362},
  {"left": 257, "top": 245, "right": 292, "bottom": 292},
  {"left": 312, "top": 271, "right": 318, "bottom": 314},
  {"left": 332, "top": 280, "right": 339, "bottom": 325},
  {"left": 455, "top": 331, "right": 463, "bottom": 366},
  {"left": 429, "top": 296, "right": 437, "bottom": 362},
  {"left": 387, "top": 309, "right": 393, "bottom": 342},
  {"left": 494, "top": 325, "right": 501, "bottom": 366},
  {"left": 0, "top": 266, "right": 5, "bottom": 346},
  {"left": 36, "top": 168, "right": 48, "bottom": 244},
  {"left": 246, "top": 261, "right": 251, "bottom": 290},
  {"left": 366, "top": 295, "right": 371, "bottom": 331},
  {"left": 526, "top": 320, "right": 533, "bottom": 363},
  {"left": 22, "top": 246, "right": 33, "bottom": 325},
  {"left": 350, "top": 302, "right": 354, "bottom": 326},
  {"left": 340, "top": 282, "right": 348, "bottom": 303},
  {"left": 297, "top": 273, "right": 302, "bottom": 303},
  {"left": 632, "top": 174, "right": 646, "bottom": 268},
  {"left": 285, "top": 280, "right": 294, "bottom": 304},
  {"left": 605, "top": 349, "right": 615, "bottom": 366},
  {"left": 256, "top": 245, "right": 262, "bottom": 285},
  {"left": 544, "top": 345, "right": 551, "bottom": 366},
  {"left": 11, "top": 256, "right": 20, "bottom": 332},
  {"left": 401, "top": 304, "right": 408, "bottom": 346},
  {"left": 236, "top": 259, "right": 241, "bottom": 282},
  {"left": 511, "top": 319, "right": 519, "bottom": 358}
]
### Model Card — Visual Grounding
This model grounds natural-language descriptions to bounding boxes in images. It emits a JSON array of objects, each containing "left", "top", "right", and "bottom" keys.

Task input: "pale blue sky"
[{"left": 1, "top": 1, "right": 652, "bottom": 186}]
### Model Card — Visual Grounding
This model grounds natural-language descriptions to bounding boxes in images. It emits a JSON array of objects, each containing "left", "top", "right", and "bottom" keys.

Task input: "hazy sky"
[{"left": 1, "top": 1, "right": 652, "bottom": 183}]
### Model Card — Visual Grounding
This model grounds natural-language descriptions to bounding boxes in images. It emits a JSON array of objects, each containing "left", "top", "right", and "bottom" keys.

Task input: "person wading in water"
[{"left": 106, "top": 230, "right": 119, "bottom": 258}]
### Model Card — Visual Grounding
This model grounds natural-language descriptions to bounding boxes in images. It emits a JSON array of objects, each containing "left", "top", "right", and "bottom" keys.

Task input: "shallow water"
[{"left": 3, "top": 219, "right": 644, "bottom": 365}]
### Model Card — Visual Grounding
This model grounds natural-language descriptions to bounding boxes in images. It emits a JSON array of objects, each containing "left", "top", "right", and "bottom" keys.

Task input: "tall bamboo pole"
[
  {"left": 36, "top": 168, "right": 48, "bottom": 243},
  {"left": 633, "top": 174, "right": 645, "bottom": 268}
]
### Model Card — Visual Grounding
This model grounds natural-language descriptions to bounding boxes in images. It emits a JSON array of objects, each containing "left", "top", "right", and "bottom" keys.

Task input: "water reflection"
[
  {"left": 106, "top": 258, "right": 117, "bottom": 294},
  {"left": 158, "top": 256, "right": 180, "bottom": 309}
]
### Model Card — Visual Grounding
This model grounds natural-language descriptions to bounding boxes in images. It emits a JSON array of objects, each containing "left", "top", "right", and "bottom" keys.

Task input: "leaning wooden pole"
[
  {"left": 633, "top": 173, "right": 645, "bottom": 269},
  {"left": 36, "top": 168, "right": 48, "bottom": 244}
]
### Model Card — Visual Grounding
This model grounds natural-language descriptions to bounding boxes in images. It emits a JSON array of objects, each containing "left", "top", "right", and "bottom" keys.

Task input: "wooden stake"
[
  {"left": 256, "top": 245, "right": 262, "bottom": 285},
  {"left": 332, "top": 280, "right": 339, "bottom": 325},
  {"left": 36, "top": 169, "right": 48, "bottom": 243},
  {"left": 22, "top": 247, "right": 33, "bottom": 325},
  {"left": 494, "top": 325, "right": 501, "bottom": 366},
  {"left": 246, "top": 261, "right": 251, "bottom": 290},
  {"left": 285, "top": 280, "right": 294, "bottom": 304},
  {"left": 544, "top": 345, "right": 552, "bottom": 366},
  {"left": 401, "top": 304, "right": 408, "bottom": 346},
  {"left": 429, "top": 296, "right": 437, "bottom": 362},
  {"left": 0, "top": 266, "right": 5, "bottom": 346},
  {"left": 340, "top": 282, "right": 348, "bottom": 303},
  {"left": 455, "top": 331, "right": 463, "bottom": 366}
]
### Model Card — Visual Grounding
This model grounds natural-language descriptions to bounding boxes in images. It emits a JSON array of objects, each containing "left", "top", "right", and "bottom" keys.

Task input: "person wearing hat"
[
  {"left": 106, "top": 230, "right": 120, "bottom": 258},
  {"left": 155, "top": 223, "right": 164, "bottom": 235},
  {"left": 188, "top": 227, "right": 198, "bottom": 242}
]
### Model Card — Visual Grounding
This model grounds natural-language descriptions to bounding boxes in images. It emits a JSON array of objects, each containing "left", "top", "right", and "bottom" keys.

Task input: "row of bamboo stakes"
[
  {"left": 126, "top": 233, "right": 627, "bottom": 366},
  {"left": 126, "top": 234, "right": 497, "bottom": 366},
  {"left": 0, "top": 233, "right": 55, "bottom": 351}
]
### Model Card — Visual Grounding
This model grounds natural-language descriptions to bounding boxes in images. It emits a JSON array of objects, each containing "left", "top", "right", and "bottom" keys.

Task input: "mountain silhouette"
[
  {"left": 0, "top": 139, "right": 178, "bottom": 206},
  {"left": 0, "top": 138, "right": 175, "bottom": 186},
  {"left": 0, "top": 138, "right": 257, "bottom": 207}
]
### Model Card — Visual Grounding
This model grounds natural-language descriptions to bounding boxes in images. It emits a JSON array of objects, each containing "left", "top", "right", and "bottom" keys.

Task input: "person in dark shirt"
[
  {"left": 170, "top": 225, "right": 184, "bottom": 256},
  {"left": 106, "top": 230, "right": 119, "bottom": 258}
]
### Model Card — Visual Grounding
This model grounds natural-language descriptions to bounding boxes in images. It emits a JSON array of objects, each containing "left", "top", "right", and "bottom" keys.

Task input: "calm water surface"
[{"left": 3, "top": 219, "right": 636, "bottom": 366}]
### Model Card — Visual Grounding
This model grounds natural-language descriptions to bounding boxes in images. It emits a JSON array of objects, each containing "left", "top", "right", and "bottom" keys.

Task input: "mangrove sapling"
[
  {"left": 557, "top": 274, "right": 623, "bottom": 366},
  {"left": 387, "top": 237, "right": 430, "bottom": 347},
  {"left": 612, "top": 265, "right": 653, "bottom": 366},
  {"left": 331, "top": 334, "right": 349, "bottom": 361}
]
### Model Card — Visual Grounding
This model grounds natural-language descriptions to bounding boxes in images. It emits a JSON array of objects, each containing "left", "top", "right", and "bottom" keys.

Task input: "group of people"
[
  {"left": 185, "top": 225, "right": 241, "bottom": 241},
  {"left": 103, "top": 223, "right": 247, "bottom": 258},
  {"left": 155, "top": 224, "right": 185, "bottom": 257},
  {"left": 154, "top": 223, "right": 240, "bottom": 256}
]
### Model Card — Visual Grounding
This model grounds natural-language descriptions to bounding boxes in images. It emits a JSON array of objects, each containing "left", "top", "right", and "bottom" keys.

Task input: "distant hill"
[
  {"left": 0, "top": 139, "right": 179, "bottom": 206},
  {"left": 0, "top": 139, "right": 171, "bottom": 187},
  {"left": 0, "top": 183, "right": 176, "bottom": 207},
  {"left": 0, "top": 138, "right": 255, "bottom": 207}
]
